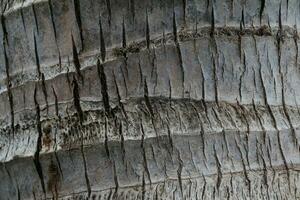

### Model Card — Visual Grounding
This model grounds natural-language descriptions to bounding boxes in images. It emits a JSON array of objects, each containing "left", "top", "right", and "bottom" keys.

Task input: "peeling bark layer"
[{"left": 1, "top": 0, "right": 300, "bottom": 199}]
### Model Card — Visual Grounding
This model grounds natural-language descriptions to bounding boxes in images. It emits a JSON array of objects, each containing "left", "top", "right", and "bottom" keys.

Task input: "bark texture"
[{"left": 1, "top": 0, "right": 300, "bottom": 199}]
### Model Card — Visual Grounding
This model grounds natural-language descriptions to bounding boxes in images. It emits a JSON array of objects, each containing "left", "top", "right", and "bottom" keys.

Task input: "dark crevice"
[
  {"left": 210, "top": 4, "right": 215, "bottom": 37},
  {"left": 173, "top": 11, "right": 185, "bottom": 98},
  {"left": 72, "top": 77, "right": 84, "bottom": 123},
  {"left": 33, "top": 87, "right": 46, "bottom": 198},
  {"left": 73, "top": 0, "right": 84, "bottom": 50},
  {"left": 112, "top": 72, "right": 128, "bottom": 120},
  {"left": 234, "top": 136, "right": 251, "bottom": 195},
  {"left": 99, "top": 17, "right": 106, "bottom": 62},
  {"left": 32, "top": 4, "right": 39, "bottom": 34},
  {"left": 122, "top": 19, "right": 127, "bottom": 48},
  {"left": 48, "top": 0, "right": 57, "bottom": 39},
  {"left": 1, "top": 14, "right": 8, "bottom": 44},
  {"left": 41, "top": 73, "right": 49, "bottom": 113},
  {"left": 212, "top": 57, "right": 219, "bottom": 106},
  {"left": 54, "top": 152, "right": 63, "bottom": 179},
  {"left": 105, "top": 0, "right": 112, "bottom": 26},
  {"left": 145, "top": 11, "right": 150, "bottom": 49},
  {"left": 104, "top": 116, "right": 110, "bottom": 158},
  {"left": 97, "top": 60, "right": 111, "bottom": 115},
  {"left": 213, "top": 145, "right": 222, "bottom": 191},
  {"left": 52, "top": 86, "right": 60, "bottom": 119},
  {"left": 259, "top": 0, "right": 265, "bottom": 24},
  {"left": 71, "top": 35, "right": 84, "bottom": 83},
  {"left": 48, "top": 0, "right": 62, "bottom": 70},
  {"left": 80, "top": 145, "right": 91, "bottom": 198},
  {"left": 140, "top": 122, "right": 152, "bottom": 185},
  {"left": 112, "top": 161, "right": 119, "bottom": 199},
  {"left": 239, "top": 52, "right": 246, "bottom": 102},
  {"left": 33, "top": 33, "right": 41, "bottom": 78},
  {"left": 182, "top": 0, "right": 187, "bottom": 26},
  {"left": 118, "top": 123, "right": 126, "bottom": 163},
  {"left": 3, "top": 41, "right": 14, "bottom": 136},
  {"left": 143, "top": 78, "right": 154, "bottom": 117},
  {"left": 177, "top": 149, "right": 184, "bottom": 198},
  {"left": 20, "top": 9, "right": 27, "bottom": 34}
]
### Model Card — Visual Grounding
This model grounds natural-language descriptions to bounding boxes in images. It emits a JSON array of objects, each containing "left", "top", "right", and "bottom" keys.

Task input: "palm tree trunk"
[{"left": 0, "top": 0, "right": 300, "bottom": 199}]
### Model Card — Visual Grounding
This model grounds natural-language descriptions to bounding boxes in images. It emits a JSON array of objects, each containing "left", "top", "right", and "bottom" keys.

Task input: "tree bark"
[{"left": 0, "top": 0, "right": 300, "bottom": 199}]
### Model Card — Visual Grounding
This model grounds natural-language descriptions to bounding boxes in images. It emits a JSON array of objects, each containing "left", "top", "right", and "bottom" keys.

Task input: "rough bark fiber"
[{"left": 1, "top": 0, "right": 300, "bottom": 199}]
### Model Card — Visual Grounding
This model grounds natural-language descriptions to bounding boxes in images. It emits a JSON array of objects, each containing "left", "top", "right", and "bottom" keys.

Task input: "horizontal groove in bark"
[
  {"left": 1, "top": 134, "right": 300, "bottom": 199},
  {"left": 1, "top": 98, "right": 300, "bottom": 162}
]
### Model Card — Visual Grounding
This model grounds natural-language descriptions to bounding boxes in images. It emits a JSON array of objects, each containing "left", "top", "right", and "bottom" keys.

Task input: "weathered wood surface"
[{"left": 1, "top": 0, "right": 300, "bottom": 199}]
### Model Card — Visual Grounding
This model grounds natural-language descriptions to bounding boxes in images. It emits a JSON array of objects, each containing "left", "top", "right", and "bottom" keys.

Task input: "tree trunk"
[{"left": 0, "top": 0, "right": 300, "bottom": 199}]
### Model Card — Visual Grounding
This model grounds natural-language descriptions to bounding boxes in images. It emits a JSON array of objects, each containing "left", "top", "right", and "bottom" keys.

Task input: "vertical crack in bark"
[
  {"left": 122, "top": 18, "right": 127, "bottom": 48},
  {"left": 143, "top": 78, "right": 154, "bottom": 117},
  {"left": 145, "top": 10, "right": 150, "bottom": 49},
  {"left": 236, "top": 102, "right": 251, "bottom": 168},
  {"left": 48, "top": 0, "right": 57, "bottom": 39},
  {"left": 200, "top": 174, "right": 207, "bottom": 200},
  {"left": 212, "top": 57, "right": 219, "bottom": 106},
  {"left": 73, "top": 0, "right": 83, "bottom": 50},
  {"left": 3, "top": 163, "right": 20, "bottom": 200},
  {"left": 3, "top": 41, "right": 14, "bottom": 137},
  {"left": 239, "top": 51, "right": 246, "bottom": 102},
  {"left": 240, "top": 7, "right": 245, "bottom": 31},
  {"left": 97, "top": 60, "right": 111, "bottom": 115},
  {"left": 190, "top": 103, "right": 207, "bottom": 164},
  {"left": 210, "top": 3, "right": 215, "bottom": 37},
  {"left": 176, "top": 149, "right": 184, "bottom": 198},
  {"left": 118, "top": 123, "right": 126, "bottom": 163},
  {"left": 112, "top": 161, "right": 119, "bottom": 199},
  {"left": 293, "top": 28, "right": 298, "bottom": 66},
  {"left": 72, "top": 35, "right": 84, "bottom": 83},
  {"left": 141, "top": 173, "right": 146, "bottom": 200},
  {"left": 234, "top": 135, "right": 251, "bottom": 196},
  {"left": 120, "top": 61, "right": 128, "bottom": 97},
  {"left": 211, "top": 108, "right": 230, "bottom": 159},
  {"left": 182, "top": 0, "right": 186, "bottom": 26},
  {"left": 33, "top": 87, "right": 46, "bottom": 198},
  {"left": 213, "top": 144, "right": 222, "bottom": 192},
  {"left": 257, "top": 142, "right": 270, "bottom": 198},
  {"left": 72, "top": 77, "right": 84, "bottom": 123},
  {"left": 140, "top": 122, "right": 152, "bottom": 185},
  {"left": 105, "top": 0, "right": 111, "bottom": 26},
  {"left": 113, "top": 72, "right": 128, "bottom": 120},
  {"left": 80, "top": 142, "right": 91, "bottom": 198},
  {"left": 173, "top": 10, "right": 185, "bottom": 98},
  {"left": 143, "top": 78, "right": 159, "bottom": 139},
  {"left": 41, "top": 74, "right": 49, "bottom": 113},
  {"left": 99, "top": 17, "right": 106, "bottom": 62},
  {"left": 48, "top": 0, "right": 62, "bottom": 70},
  {"left": 166, "top": 124, "right": 174, "bottom": 151},
  {"left": 52, "top": 86, "right": 60, "bottom": 119},
  {"left": 34, "top": 33, "right": 41, "bottom": 78},
  {"left": 194, "top": 44, "right": 205, "bottom": 101},
  {"left": 1, "top": 14, "right": 8, "bottom": 44},
  {"left": 104, "top": 116, "right": 110, "bottom": 158},
  {"left": 259, "top": 0, "right": 265, "bottom": 24},
  {"left": 32, "top": 4, "right": 39, "bottom": 34},
  {"left": 20, "top": 8, "right": 27, "bottom": 34},
  {"left": 277, "top": 6, "right": 299, "bottom": 148},
  {"left": 54, "top": 152, "right": 63, "bottom": 180},
  {"left": 259, "top": 52, "right": 291, "bottom": 190}
]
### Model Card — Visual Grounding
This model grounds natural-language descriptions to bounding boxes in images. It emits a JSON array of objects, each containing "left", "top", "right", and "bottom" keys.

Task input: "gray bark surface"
[{"left": 0, "top": 0, "right": 300, "bottom": 199}]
